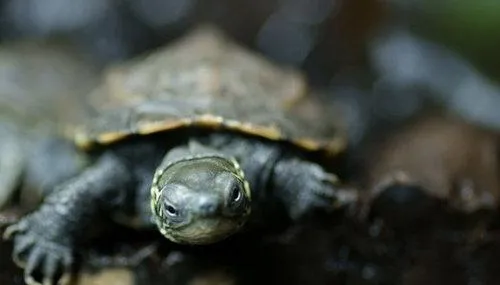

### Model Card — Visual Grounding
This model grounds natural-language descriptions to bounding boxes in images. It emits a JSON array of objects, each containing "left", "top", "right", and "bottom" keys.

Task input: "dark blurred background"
[{"left": 2, "top": 0, "right": 500, "bottom": 143}]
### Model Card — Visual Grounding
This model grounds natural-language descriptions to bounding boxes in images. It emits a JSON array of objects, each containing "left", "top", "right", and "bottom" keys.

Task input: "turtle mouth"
[{"left": 158, "top": 216, "right": 248, "bottom": 245}]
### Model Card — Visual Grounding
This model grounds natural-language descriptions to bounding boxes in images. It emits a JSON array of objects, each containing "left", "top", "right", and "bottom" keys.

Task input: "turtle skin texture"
[{"left": 4, "top": 26, "right": 355, "bottom": 285}]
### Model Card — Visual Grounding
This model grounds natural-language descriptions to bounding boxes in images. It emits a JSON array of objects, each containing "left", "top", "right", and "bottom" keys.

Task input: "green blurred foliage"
[{"left": 411, "top": 0, "right": 500, "bottom": 81}]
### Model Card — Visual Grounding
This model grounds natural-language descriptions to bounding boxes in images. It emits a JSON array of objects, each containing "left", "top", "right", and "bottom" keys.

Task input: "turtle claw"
[
  {"left": 25, "top": 247, "right": 44, "bottom": 282},
  {"left": 310, "top": 168, "right": 343, "bottom": 201},
  {"left": 12, "top": 234, "right": 36, "bottom": 265},
  {"left": 288, "top": 165, "right": 358, "bottom": 220},
  {"left": 42, "top": 251, "right": 67, "bottom": 285},
  {"left": 3, "top": 220, "right": 26, "bottom": 240},
  {"left": 321, "top": 172, "right": 340, "bottom": 186},
  {"left": 312, "top": 167, "right": 359, "bottom": 209},
  {"left": 7, "top": 217, "right": 73, "bottom": 285},
  {"left": 20, "top": 241, "right": 72, "bottom": 285}
]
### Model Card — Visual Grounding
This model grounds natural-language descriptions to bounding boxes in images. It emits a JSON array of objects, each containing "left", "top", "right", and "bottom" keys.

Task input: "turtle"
[{"left": 4, "top": 25, "right": 355, "bottom": 285}]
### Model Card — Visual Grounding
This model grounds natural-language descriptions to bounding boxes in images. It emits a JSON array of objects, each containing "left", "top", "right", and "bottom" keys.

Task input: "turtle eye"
[
  {"left": 165, "top": 204, "right": 178, "bottom": 217},
  {"left": 229, "top": 185, "right": 242, "bottom": 203}
]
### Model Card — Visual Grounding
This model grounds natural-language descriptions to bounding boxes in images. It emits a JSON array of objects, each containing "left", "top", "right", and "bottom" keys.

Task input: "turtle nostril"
[
  {"left": 200, "top": 203, "right": 217, "bottom": 214},
  {"left": 195, "top": 196, "right": 219, "bottom": 216}
]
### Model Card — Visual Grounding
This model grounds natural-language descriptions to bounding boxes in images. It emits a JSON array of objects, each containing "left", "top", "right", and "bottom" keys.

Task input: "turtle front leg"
[
  {"left": 271, "top": 157, "right": 358, "bottom": 220},
  {"left": 3, "top": 153, "right": 134, "bottom": 285}
]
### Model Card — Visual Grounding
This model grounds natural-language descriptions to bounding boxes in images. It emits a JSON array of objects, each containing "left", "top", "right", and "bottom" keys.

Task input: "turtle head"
[{"left": 151, "top": 155, "right": 251, "bottom": 244}]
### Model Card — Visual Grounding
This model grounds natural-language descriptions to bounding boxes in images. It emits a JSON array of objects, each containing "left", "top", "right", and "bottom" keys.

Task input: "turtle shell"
[{"left": 72, "top": 25, "right": 346, "bottom": 155}]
